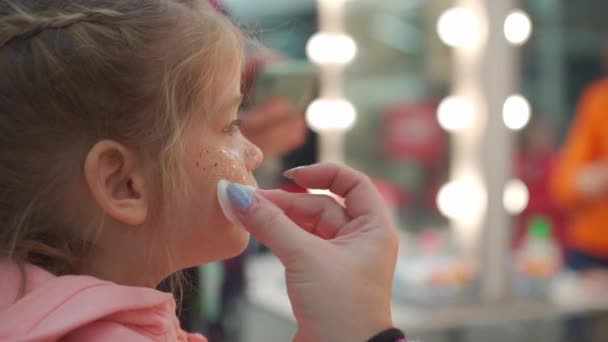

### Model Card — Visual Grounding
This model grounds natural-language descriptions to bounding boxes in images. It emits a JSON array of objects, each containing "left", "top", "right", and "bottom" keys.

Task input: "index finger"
[{"left": 283, "top": 162, "right": 388, "bottom": 219}]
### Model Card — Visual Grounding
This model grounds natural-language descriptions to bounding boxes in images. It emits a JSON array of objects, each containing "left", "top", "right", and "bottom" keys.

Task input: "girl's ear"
[{"left": 84, "top": 140, "right": 148, "bottom": 226}]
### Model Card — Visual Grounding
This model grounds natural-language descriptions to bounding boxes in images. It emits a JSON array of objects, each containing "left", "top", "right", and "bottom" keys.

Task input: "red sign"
[{"left": 383, "top": 100, "right": 445, "bottom": 166}]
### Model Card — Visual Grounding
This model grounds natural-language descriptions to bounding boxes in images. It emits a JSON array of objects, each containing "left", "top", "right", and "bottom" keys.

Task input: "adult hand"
[
  {"left": 239, "top": 99, "right": 307, "bottom": 157},
  {"left": 223, "top": 163, "right": 398, "bottom": 341},
  {"left": 575, "top": 160, "right": 608, "bottom": 200}
]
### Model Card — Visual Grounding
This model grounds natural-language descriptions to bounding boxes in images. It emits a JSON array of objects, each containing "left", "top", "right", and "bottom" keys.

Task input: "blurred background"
[{"left": 184, "top": 0, "right": 608, "bottom": 341}]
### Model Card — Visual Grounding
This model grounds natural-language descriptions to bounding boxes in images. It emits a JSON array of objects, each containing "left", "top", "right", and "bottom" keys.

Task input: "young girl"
[
  {"left": 0, "top": 0, "right": 402, "bottom": 341},
  {"left": 0, "top": 0, "right": 261, "bottom": 340}
]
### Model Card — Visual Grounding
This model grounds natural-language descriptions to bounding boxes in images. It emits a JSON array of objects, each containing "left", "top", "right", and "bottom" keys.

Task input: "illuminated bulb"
[
  {"left": 503, "top": 95, "right": 531, "bottom": 130},
  {"left": 437, "top": 96, "right": 474, "bottom": 132},
  {"left": 503, "top": 179, "right": 529, "bottom": 215},
  {"left": 437, "top": 7, "right": 478, "bottom": 47},
  {"left": 306, "top": 98, "right": 357, "bottom": 132},
  {"left": 437, "top": 178, "right": 486, "bottom": 224},
  {"left": 504, "top": 10, "right": 532, "bottom": 45},
  {"left": 306, "top": 33, "right": 358, "bottom": 65}
]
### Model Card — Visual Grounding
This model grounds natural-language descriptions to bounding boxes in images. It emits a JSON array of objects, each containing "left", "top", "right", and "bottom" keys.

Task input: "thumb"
[{"left": 218, "top": 181, "right": 314, "bottom": 261}]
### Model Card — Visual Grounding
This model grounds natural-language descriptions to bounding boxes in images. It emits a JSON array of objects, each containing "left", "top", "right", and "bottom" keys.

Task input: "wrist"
[
  {"left": 347, "top": 293, "right": 393, "bottom": 342},
  {"left": 367, "top": 328, "right": 407, "bottom": 342},
  {"left": 332, "top": 314, "right": 393, "bottom": 342},
  {"left": 313, "top": 313, "right": 392, "bottom": 342},
  {"left": 348, "top": 299, "right": 393, "bottom": 341}
]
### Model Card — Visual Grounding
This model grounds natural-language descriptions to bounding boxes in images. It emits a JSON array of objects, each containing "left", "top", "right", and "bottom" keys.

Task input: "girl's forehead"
[{"left": 200, "top": 61, "right": 243, "bottom": 113}]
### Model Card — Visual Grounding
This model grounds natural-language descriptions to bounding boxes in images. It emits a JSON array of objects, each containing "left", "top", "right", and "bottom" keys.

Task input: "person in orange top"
[{"left": 551, "top": 77, "right": 608, "bottom": 268}]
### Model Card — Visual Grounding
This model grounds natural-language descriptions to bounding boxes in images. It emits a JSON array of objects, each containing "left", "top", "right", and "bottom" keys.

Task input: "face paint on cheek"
[
  {"left": 218, "top": 146, "right": 250, "bottom": 185},
  {"left": 213, "top": 144, "right": 256, "bottom": 228},
  {"left": 196, "top": 134, "right": 256, "bottom": 188}
]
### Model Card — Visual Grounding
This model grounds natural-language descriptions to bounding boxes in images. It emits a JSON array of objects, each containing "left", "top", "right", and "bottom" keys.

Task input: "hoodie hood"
[{"left": 0, "top": 261, "right": 206, "bottom": 342}]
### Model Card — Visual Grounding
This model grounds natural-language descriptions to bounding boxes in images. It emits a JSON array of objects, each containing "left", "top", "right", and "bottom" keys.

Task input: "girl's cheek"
[
  {"left": 198, "top": 140, "right": 252, "bottom": 186},
  {"left": 218, "top": 146, "right": 249, "bottom": 184}
]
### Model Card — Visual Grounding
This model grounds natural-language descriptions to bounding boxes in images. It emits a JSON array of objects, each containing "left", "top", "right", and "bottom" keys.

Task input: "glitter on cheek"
[
  {"left": 218, "top": 146, "right": 249, "bottom": 184},
  {"left": 196, "top": 137, "right": 252, "bottom": 187}
]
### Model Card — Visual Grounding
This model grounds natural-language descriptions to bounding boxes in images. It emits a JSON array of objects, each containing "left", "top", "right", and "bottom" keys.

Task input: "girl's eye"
[{"left": 222, "top": 119, "right": 242, "bottom": 135}]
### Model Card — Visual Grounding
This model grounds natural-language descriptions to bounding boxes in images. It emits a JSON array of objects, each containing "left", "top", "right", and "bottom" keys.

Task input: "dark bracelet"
[{"left": 367, "top": 328, "right": 406, "bottom": 342}]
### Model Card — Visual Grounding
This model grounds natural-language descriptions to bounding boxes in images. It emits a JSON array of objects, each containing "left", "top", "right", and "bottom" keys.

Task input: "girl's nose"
[{"left": 244, "top": 139, "right": 263, "bottom": 172}]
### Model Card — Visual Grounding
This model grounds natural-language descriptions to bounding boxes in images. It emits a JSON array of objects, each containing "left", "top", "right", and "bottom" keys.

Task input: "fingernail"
[
  {"left": 283, "top": 166, "right": 307, "bottom": 179},
  {"left": 227, "top": 183, "right": 255, "bottom": 213}
]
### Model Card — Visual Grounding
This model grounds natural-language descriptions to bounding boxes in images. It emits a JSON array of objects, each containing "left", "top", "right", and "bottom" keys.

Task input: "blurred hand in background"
[
  {"left": 575, "top": 160, "right": 608, "bottom": 201},
  {"left": 240, "top": 98, "right": 308, "bottom": 157}
]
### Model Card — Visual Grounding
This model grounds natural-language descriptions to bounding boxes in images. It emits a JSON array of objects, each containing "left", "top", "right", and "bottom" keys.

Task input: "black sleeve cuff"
[{"left": 367, "top": 328, "right": 406, "bottom": 342}]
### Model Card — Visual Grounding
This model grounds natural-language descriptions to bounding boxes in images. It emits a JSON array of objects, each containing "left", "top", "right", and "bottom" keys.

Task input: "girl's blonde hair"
[{"left": 0, "top": 0, "right": 244, "bottom": 277}]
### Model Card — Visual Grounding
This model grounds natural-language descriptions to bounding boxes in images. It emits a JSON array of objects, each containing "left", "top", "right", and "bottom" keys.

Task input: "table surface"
[{"left": 245, "top": 254, "right": 608, "bottom": 332}]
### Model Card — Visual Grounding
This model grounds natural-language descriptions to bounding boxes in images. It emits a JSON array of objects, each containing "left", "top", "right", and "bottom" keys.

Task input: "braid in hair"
[{"left": 0, "top": 7, "right": 122, "bottom": 48}]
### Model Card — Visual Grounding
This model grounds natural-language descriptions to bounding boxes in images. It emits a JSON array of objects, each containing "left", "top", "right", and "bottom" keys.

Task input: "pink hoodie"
[{"left": 0, "top": 262, "right": 207, "bottom": 342}]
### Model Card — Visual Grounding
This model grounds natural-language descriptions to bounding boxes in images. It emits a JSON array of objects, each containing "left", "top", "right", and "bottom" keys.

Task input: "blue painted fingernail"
[{"left": 227, "top": 183, "right": 255, "bottom": 213}]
